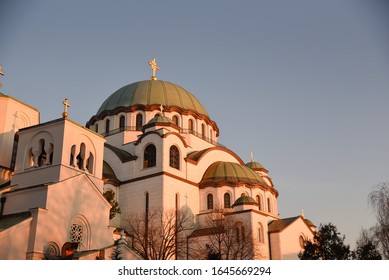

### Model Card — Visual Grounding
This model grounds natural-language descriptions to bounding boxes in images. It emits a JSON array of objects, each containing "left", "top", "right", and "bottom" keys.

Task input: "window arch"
[
  {"left": 258, "top": 223, "right": 264, "bottom": 243},
  {"left": 105, "top": 119, "right": 110, "bottom": 135},
  {"left": 119, "top": 115, "right": 125, "bottom": 132},
  {"left": 136, "top": 114, "right": 143, "bottom": 131},
  {"left": 201, "top": 124, "right": 206, "bottom": 139},
  {"left": 267, "top": 197, "right": 271, "bottom": 213},
  {"left": 224, "top": 193, "right": 231, "bottom": 208},
  {"left": 172, "top": 115, "right": 179, "bottom": 126},
  {"left": 188, "top": 119, "right": 194, "bottom": 133},
  {"left": 169, "top": 145, "right": 180, "bottom": 169},
  {"left": 144, "top": 144, "right": 156, "bottom": 168},
  {"left": 256, "top": 195, "right": 262, "bottom": 210},
  {"left": 207, "top": 194, "right": 214, "bottom": 210},
  {"left": 68, "top": 215, "right": 90, "bottom": 251}
]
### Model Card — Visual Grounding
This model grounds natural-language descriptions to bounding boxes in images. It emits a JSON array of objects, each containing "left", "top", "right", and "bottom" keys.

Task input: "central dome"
[{"left": 96, "top": 80, "right": 208, "bottom": 116}]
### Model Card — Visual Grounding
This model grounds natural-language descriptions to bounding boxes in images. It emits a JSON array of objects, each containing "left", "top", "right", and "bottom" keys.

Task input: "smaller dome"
[
  {"left": 142, "top": 115, "right": 179, "bottom": 132},
  {"left": 245, "top": 161, "right": 268, "bottom": 172},
  {"left": 147, "top": 115, "right": 176, "bottom": 126},
  {"left": 200, "top": 161, "right": 268, "bottom": 187},
  {"left": 232, "top": 194, "right": 258, "bottom": 207}
]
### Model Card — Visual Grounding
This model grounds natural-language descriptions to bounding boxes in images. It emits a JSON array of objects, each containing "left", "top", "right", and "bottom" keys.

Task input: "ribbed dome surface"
[
  {"left": 97, "top": 80, "right": 208, "bottom": 116},
  {"left": 201, "top": 161, "right": 267, "bottom": 186}
]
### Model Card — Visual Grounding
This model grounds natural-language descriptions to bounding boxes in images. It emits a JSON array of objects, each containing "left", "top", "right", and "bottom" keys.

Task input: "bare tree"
[
  {"left": 124, "top": 208, "right": 193, "bottom": 260},
  {"left": 369, "top": 182, "right": 389, "bottom": 259},
  {"left": 195, "top": 209, "right": 260, "bottom": 260}
]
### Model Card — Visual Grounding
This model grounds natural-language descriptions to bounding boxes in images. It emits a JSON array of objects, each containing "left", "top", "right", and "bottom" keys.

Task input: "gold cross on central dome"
[{"left": 148, "top": 57, "right": 160, "bottom": 80}]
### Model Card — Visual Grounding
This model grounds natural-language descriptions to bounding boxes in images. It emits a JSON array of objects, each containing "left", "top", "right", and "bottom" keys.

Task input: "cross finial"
[
  {"left": 159, "top": 104, "right": 164, "bottom": 116},
  {"left": 148, "top": 57, "right": 160, "bottom": 80},
  {"left": 250, "top": 152, "right": 254, "bottom": 162},
  {"left": 301, "top": 209, "right": 305, "bottom": 218},
  {"left": 0, "top": 65, "right": 5, "bottom": 89},
  {"left": 62, "top": 98, "right": 70, "bottom": 118}
]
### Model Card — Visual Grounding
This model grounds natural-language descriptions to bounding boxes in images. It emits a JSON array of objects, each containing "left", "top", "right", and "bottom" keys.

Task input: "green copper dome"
[
  {"left": 200, "top": 161, "right": 267, "bottom": 187},
  {"left": 232, "top": 195, "right": 258, "bottom": 207},
  {"left": 97, "top": 80, "right": 208, "bottom": 116}
]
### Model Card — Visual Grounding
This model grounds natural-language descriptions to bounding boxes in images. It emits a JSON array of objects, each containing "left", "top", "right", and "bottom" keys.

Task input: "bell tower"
[{"left": 11, "top": 115, "right": 105, "bottom": 189}]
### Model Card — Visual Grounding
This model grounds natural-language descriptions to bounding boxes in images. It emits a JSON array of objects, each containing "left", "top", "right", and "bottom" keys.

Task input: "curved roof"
[
  {"left": 245, "top": 161, "right": 268, "bottom": 172},
  {"left": 200, "top": 161, "right": 268, "bottom": 187},
  {"left": 96, "top": 80, "right": 208, "bottom": 116},
  {"left": 232, "top": 195, "right": 258, "bottom": 207},
  {"left": 146, "top": 115, "right": 176, "bottom": 126}
]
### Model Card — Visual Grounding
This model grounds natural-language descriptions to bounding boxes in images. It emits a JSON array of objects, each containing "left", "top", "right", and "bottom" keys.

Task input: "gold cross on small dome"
[
  {"left": 62, "top": 98, "right": 70, "bottom": 118},
  {"left": 148, "top": 57, "right": 160, "bottom": 80}
]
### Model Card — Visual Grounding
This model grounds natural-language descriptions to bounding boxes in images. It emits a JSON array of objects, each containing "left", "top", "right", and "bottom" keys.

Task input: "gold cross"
[
  {"left": 0, "top": 65, "right": 5, "bottom": 89},
  {"left": 159, "top": 104, "right": 164, "bottom": 116},
  {"left": 62, "top": 98, "right": 70, "bottom": 118},
  {"left": 148, "top": 57, "right": 160, "bottom": 80}
]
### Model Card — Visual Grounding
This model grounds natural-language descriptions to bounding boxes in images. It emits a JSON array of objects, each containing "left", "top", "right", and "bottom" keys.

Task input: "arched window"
[
  {"left": 267, "top": 197, "right": 271, "bottom": 213},
  {"left": 172, "top": 115, "right": 179, "bottom": 126},
  {"left": 144, "top": 144, "right": 156, "bottom": 168},
  {"left": 119, "top": 115, "right": 125, "bottom": 132},
  {"left": 201, "top": 124, "right": 206, "bottom": 139},
  {"left": 77, "top": 143, "right": 86, "bottom": 170},
  {"left": 210, "top": 129, "right": 213, "bottom": 141},
  {"left": 224, "top": 193, "right": 231, "bottom": 208},
  {"left": 256, "top": 195, "right": 262, "bottom": 210},
  {"left": 95, "top": 124, "right": 99, "bottom": 133},
  {"left": 207, "top": 194, "right": 213, "bottom": 210},
  {"left": 136, "top": 114, "right": 143, "bottom": 131},
  {"left": 105, "top": 119, "right": 110, "bottom": 135},
  {"left": 188, "top": 119, "right": 194, "bottom": 133},
  {"left": 258, "top": 224, "right": 264, "bottom": 243},
  {"left": 86, "top": 152, "right": 94, "bottom": 173},
  {"left": 169, "top": 145, "right": 180, "bottom": 169}
]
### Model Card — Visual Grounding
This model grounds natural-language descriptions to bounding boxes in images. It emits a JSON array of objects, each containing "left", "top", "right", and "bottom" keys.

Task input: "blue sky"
[{"left": 1, "top": 0, "right": 389, "bottom": 247}]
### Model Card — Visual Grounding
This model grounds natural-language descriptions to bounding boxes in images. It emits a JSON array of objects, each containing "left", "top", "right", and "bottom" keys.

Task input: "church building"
[{"left": 0, "top": 59, "right": 315, "bottom": 260}]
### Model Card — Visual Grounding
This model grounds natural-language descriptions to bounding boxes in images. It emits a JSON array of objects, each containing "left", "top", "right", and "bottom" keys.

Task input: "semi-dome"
[
  {"left": 200, "top": 161, "right": 268, "bottom": 187},
  {"left": 96, "top": 80, "right": 208, "bottom": 116}
]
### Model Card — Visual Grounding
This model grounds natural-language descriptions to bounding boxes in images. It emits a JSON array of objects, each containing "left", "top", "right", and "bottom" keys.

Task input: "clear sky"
[{"left": 1, "top": 0, "right": 389, "bottom": 248}]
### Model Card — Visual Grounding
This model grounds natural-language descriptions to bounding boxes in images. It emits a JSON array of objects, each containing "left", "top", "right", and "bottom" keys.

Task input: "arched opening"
[
  {"left": 224, "top": 193, "right": 231, "bottom": 209},
  {"left": 188, "top": 119, "right": 194, "bottom": 134},
  {"left": 207, "top": 194, "right": 213, "bottom": 210},
  {"left": 169, "top": 145, "right": 180, "bottom": 170},
  {"left": 172, "top": 115, "right": 179, "bottom": 126},
  {"left": 105, "top": 119, "right": 110, "bottom": 135},
  {"left": 136, "top": 114, "right": 143, "bottom": 131},
  {"left": 143, "top": 144, "right": 156, "bottom": 168},
  {"left": 119, "top": 115, "right": 125, "bottom": 132}
]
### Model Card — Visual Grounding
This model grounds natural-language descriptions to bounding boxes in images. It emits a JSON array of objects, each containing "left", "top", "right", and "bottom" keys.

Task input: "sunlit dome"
[{"left": 96, "top": 80, "right": 208, "bottom": 117}]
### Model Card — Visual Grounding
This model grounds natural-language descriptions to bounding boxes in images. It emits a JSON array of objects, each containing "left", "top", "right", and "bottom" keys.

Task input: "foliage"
[
  {"left": 124, "top": 208, "right": 193, "bottom": 260},
  {"left": 368, "top": 182, "right": 389, "bottom": 259},
  {"left": 352, "top": 228, "right": 381, "bottom": 260},
  {"left": 200, "top": 209, "right": 260, "bottom": 260},
  {"left": 103, "top": 190, "right": 121, "bottom": 219},
  {"left": 110, "top": 244, "right": 123, "bottom": 260},
  {"left": 298, "top": 223, "right": 351, "bottom": 260}
]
